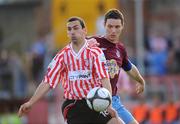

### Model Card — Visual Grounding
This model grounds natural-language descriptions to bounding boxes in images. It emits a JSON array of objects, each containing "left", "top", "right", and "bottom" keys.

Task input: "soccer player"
[
  {"left": 18, "top": 17, "right": 124, "bottom": 124},
  {"left": 89, "top": 9, "right": 146, "bottom": 124}
]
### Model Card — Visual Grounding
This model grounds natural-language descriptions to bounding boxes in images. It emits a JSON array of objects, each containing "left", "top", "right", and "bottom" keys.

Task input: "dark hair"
[
  {"left": 104, "top": 9, "right": 124, "bottom": 25},
  {"left": 67, "top": 16, "right": 86, "bottom": 28}
]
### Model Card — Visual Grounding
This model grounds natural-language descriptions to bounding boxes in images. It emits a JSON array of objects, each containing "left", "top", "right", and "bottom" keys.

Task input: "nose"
[
  {"left": 69, "top": 29, "right": 75, "bottom": 36},
  {"left": 111, "top": 27, "right": 116, "bottom": 33}
]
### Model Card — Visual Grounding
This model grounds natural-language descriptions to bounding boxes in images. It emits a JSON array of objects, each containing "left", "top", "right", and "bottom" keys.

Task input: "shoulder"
[
  {"left": 117, "top": 42, "right": 126, "bottom": 52},
  {"left": 87, "top": 46, "right": 106, "bottom": 62},
  {"left": 87, "top": 46, "right": 103, "bottom": 56},
  {"left": 59, "top": 45, "right": 70, "bottom": 53},
  {"left": 54, "top": 45, "right": 70, "bottom": 59},
  {"left": 86, "top": 35, "right": 104, "bottom": 42}
]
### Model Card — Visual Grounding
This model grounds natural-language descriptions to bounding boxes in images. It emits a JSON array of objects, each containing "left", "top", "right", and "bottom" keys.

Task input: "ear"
[
  {"left": 104, "top": 22, "right": 106, "bottom": 27},
  {"left": 121, "top": 25, "right": 124, "bottom": 30},
  {"left": 83, "top": 28, "right": 87, "bottom": 34}
]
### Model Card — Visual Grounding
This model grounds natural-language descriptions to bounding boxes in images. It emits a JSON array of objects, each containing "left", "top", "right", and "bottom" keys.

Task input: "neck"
[{"left": 72, "top": 39, "right": 86, "bottom": 53}]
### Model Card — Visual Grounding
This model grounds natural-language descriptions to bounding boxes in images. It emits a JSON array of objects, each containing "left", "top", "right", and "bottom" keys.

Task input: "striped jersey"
[{"left": 43, "top": 40, "right": 109, "bottom": 100}]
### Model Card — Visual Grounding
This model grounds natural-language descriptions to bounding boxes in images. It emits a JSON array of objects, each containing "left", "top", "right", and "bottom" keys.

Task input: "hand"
[
  {"left": 18, "top": 102, "right": 32, "bottom": 117},
  {"left": 87, "top": 38, "right": 99, "bottom": 47},
  {"left": 136, "top": 82, "right": 145, "bottom": 94},
  {"left": 107, "top": 105, "right": 118, "bottom": 118}
]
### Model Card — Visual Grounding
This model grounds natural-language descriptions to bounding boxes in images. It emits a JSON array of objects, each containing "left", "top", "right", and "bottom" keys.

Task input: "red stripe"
[
  {"left": 70, "top": 81, "right": 78, "bottom": 99},
  {"left": 84, "top": 80, "right": 90, "bottom": 91},
  {"left": 80, "top": 80, "right": 87, "bottom": 96},
  {"left": 96, "top": 57, "right": 104, "bottom": 78},
  {"left": 77, "top": 59, "right": 87, "bottom": 97},
  {"left": 81, "top": 50, "right": 85, "bottom": 70},
  {"left": 49, "top": 61, "right": 59, "bottom": 77},
  {"left": 66, "top": 51, "right": 71, "bottom": 70},
  {"left": 51, "top": 69, "right": 59, "bottom": 87},
  {"left": 102, "top": 62, "right": 108, "bottom": 77},
  {"left": 91, "top": 49, "right": 105, "bottom": 79},
  {"left": 93, "top": 47, "right": 101, "bottom": 53},
  {"left": 77, "top": 59, "right": 80, "bottom": 70},
  {"left": 86, "top": 49, "right": 90, "bottom": 71},
  {"left": 74, "top": 81, "right": 83, "bottom": 98},
  {"left": 70, "top": 53, "right": 75, "bottom": 71}
]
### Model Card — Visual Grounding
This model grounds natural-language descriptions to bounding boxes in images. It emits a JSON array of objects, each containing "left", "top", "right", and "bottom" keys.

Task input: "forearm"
[
  {"left": 100, "top": 78, "right": 112, "bottom": 95},
  {"left": 28, "top": 82, "right": 51, "bottom": 106},
  {"left": 127, "top": 64, "right": 145, "bottom": 85}
]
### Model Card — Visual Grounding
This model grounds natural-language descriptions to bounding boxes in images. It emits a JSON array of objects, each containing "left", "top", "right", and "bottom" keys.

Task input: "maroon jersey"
[{"left": 94, "top": 36, "right": 132, "bottom": 95}]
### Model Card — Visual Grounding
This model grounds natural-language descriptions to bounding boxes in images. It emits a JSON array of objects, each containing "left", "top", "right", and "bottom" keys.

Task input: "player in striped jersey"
[
  {"left": 18, "top": 17, "right": 124, "bottom": 124},
  {"left": 89, "top": 9, "right": 146, "bottom": 124}
]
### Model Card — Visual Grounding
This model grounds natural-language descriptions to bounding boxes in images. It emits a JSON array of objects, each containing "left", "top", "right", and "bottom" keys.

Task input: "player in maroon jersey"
[
  {"left": 89, "top": 9, "right": 145, "bottom": 124},
  {"left": 18, "top": 16, "right": 124, "bottom": 124}
]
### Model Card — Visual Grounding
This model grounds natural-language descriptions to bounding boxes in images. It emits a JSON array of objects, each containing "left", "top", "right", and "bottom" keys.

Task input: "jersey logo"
[
  {"left": 105, "top": 59, "right": 119, "bottom": 78},
  {"left": 116, "top": 50, "right": 121, "bottom": 58},
  {"left": 68, "top": 70, "right": 92, "bottom": 81}
]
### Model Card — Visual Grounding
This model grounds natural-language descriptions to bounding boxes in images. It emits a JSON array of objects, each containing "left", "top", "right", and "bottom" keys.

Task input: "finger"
[
  {"left": 18, "top": 105, "right": 28, "bottom": 117},
  {"left": 18, "top": 107, "right": 24, "bottom": 117}
]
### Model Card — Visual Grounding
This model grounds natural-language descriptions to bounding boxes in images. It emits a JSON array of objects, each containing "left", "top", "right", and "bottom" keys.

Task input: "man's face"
[
  {"left": 67, "top": 20, "right": 86, "bottom": 43},
  {"left": 104, "top": 19, "right": 123, "bottom": 44}
]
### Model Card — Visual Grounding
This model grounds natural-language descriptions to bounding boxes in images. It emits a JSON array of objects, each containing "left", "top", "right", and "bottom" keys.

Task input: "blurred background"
[{"left": 0, "top": 0, "right": 180, "bottom": 124}]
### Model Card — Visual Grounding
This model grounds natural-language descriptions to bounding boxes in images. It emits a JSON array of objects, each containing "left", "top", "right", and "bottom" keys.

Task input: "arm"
[
  {"left": 101, "top": 77, "right": 119, "bottom": 118},
  {"left": 26, "top": 82, "right": 50, "bottom": 106},
  {"left": 126, "top": 63, "right": 145, "bottom": 94},
  {"left": 18, "top": 82, "right": 51, "bottom": 117},
  {"left": 18, "top": 51, "right": 65, "bottom": 117},
  {"left": 100, "top": 77, "right": 112, "bottom": 95}
]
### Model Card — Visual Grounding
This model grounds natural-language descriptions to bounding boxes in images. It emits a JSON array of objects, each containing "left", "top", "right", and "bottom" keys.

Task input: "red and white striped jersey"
[{"left": 43, "top": 41, "right": 109, "bottom": 100}]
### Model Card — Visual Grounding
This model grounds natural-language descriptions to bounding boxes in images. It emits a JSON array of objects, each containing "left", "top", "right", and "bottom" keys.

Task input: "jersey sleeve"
[
  {"left": 121, "top": 46, "right": 132, "bottom": 71},
  {"left": 92, "top": 48, "right": 109, "bottom": 79},
  {"left": 43, "top": 52, "right": 65, "bottom": 88}
]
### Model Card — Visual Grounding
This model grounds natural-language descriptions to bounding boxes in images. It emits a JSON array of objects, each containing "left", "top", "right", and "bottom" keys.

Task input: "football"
[{"left": 86, "top": 87, "right": 112, "bottom": 112}]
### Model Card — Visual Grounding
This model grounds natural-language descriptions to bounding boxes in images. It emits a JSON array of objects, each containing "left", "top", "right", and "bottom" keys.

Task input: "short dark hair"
[
  {"left": 67, "top": 16, "right": 86, "bottom": 28},
  {"left": 104, "top": 9, "right": 124, "bottom": 25}
]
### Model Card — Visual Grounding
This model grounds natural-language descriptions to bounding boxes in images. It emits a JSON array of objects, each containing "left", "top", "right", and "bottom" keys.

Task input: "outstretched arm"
[
  {"left": 18, "top": 82, "right": 51, "bottom": 117},
  {"left": 126, "top": 63, "right": 145, "bottom": 94}
]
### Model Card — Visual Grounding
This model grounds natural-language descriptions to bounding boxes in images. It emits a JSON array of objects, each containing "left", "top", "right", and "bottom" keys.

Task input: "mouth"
[
  {"left": 71, "top": 36, "right": 77, "bottom": 40},
  {"left": 110, "top": 35, "right": 116, "bottom": 38}
]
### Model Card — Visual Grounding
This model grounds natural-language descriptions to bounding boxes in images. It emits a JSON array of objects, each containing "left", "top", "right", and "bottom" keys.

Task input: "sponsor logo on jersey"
[
  {"left": 105, "top": 59, "right": 119, "bottom": 78},
  {"left": 69, "top": 70, "right": 92, "bottom": 81}
]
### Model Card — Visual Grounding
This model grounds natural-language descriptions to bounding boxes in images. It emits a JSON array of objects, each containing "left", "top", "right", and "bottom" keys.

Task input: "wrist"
[{"left": 27, "top": 100, "right": 34, "bottom": 107}]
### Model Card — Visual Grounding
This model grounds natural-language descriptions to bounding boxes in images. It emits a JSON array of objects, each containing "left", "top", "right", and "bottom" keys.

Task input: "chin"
[
  {"left": 71, "top": 38, "right": 78, "bottom": 42},
  {"left": 109, "top": 39, "right": 118, "bottom": 44}
]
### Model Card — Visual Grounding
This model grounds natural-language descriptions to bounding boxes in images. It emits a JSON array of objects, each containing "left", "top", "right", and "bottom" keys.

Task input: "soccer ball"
[{"left": 86, "top": 87, "right": 112, "bottom": 112}]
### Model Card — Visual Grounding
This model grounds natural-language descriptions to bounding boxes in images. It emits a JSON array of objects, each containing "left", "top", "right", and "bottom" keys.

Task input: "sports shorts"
[
  {"left": 62, "top": 98, "right": 112, "bottom": 124},
  {"left": 112, "top": 95, "right": 134, "bottom": 124}
]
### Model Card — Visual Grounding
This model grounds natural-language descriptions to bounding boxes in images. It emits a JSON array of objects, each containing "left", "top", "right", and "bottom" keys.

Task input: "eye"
[
  {"left": 108, "top": 25, "right": 113, "bottom": 28},
  {"left": 115, "top": 25, "right": 120, "bottom": 29},
  {"left": 73, "top": 27, "right": 79, "bottom": 30},
  {"left": 68, "top": 27, "right": 71, "bottom": 31}
]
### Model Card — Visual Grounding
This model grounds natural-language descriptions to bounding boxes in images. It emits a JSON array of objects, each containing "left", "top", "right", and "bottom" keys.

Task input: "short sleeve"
[
  {"left": 43, "top": 52, "right": 65, "bottom": 88},
  {"left": 93, "top": 48, "right": 109, "bottom": 79}
]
